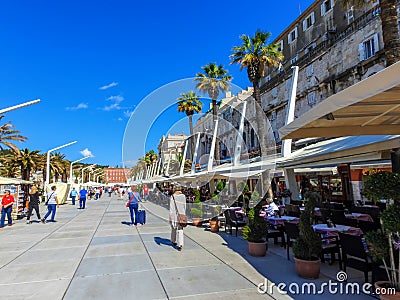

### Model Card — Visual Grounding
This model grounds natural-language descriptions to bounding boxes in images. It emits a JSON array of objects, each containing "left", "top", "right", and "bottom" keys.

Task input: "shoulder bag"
[
  {"left": 172, "top": 195, "right": 187, "bottom": 227},
  {"left": 126, "top": 193, "right": 135, "bottom": 207},
  {"left": 46, "top": 192, "right": 54, "bottom": 205}
]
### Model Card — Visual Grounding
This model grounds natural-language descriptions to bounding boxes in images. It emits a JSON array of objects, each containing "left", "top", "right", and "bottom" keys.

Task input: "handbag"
[
  {"left": 126, "top": 193, "right": 135, "bottom": 208},
  {"left": 172, "top": 195, "right": 187, "bottom": 227},
  {"left": 45, "top": 192, "right": 54, "bottom": 205}
]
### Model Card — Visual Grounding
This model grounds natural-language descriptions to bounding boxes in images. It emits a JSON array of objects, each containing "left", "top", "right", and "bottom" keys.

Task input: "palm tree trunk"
[
  {"left": 212, "top": 99, "right": 221, "bottom": 165},
  {"left": 189, "top": 115, "right": 195, "bottom": 159},
  {"left": 252, "top": 81, "right": 274, "bottom": 200},
  {"left": 380, "top": 0, "right": 400, "bottom": 66}
]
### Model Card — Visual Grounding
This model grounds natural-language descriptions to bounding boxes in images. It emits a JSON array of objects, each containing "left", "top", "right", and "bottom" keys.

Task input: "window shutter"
[
  {"left": 358, "top": 42, "right": 365, "bottom": 61},
  {"left": 295, "top": 27, "right": 298, "bottom": 38},
  {"left": 373, "top": 33, "right": 379, "bottom": 53},
  {"left": 311, "top": 12, "right": 315, "bottom": 24},
  {"left": 303, "top": 19, "right": 307, "bottom": 31},
  {"left": 321, "top": 3, "right": 326, "bottom": 16}
]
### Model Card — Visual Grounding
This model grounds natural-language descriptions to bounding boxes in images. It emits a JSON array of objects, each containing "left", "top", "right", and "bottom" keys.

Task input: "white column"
[
  {"left": 233, "top": 101, "right": 247, "bottom": 166},
  {"left": 165, "top": 151, "right": 172, "bottom": 176},
  {"left": 281, "top": 66, "right": 299, "bottom": 158},
  {"left": 191, "top": 133, "right": 201, "bottom": 174},
  {"left": 207, "top": 119, "right": 219, "bottom": 171},
  {"left": 180, "top": 140, "right": 188, "bottom": 176}
]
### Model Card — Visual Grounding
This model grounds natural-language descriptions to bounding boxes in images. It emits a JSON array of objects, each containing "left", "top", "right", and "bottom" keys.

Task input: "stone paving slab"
[
  {"left": 64, "top": 270, "right": 167, "bottom": 300},
  {"left": 85, "top": 242, "right": 146, "bottom": 258}
]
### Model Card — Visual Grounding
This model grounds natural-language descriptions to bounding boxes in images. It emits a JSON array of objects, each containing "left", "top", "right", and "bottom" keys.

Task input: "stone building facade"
[{"left": 263, "top": 0, "right": 394, "bottom": 147}]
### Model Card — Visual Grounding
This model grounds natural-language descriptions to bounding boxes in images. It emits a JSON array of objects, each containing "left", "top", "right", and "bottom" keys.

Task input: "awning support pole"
[{"left": 281, "top": 66, "right": 299, "bottom": 158}]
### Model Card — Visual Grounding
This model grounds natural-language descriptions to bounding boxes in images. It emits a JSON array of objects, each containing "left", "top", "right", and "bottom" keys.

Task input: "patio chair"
[
  {"left": 223, "top": 209, "right": 246, "bottom": 237},
  {"left": 331, "top": 209, "right": 347, "bottom": 225},
  {"left": 319, "top": 234, "right": 342, "bottom": 269},
  {"left": 284, "top": 221, "right": 300, "bottom": 260},
  {"left": 267, "top": 223, "right": 285, "bottom": 246},
  {"left": 358, "top": 220, "right": 378, "bottom": 233},
  {"left": 288, "top": 205, "right": 301, "bottom": 218},
  {"left": 338, "top": 232, "right": 373, "bottom": 283},
  {"left": 319, "top": 207, "right": 331, "bottom": 223}
]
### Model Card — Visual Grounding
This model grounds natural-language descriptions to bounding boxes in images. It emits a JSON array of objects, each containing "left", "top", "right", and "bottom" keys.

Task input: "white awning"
[
  {"left": 0, "top": 177, "right": 33, "bottom": 185},
  {"left": 279, "top": 61, "right": 400, "bottom": 139},
  {"left": 278, "top": 135, "right": 400, "bottom": 169}
]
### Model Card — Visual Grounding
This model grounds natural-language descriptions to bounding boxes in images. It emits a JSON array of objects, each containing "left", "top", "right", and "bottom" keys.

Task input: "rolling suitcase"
[{"left": 137, "top": 209, "right": 146, "bottom": 225}]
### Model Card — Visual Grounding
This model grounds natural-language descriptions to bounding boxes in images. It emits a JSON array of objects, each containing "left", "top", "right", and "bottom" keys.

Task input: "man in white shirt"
[
  {"left": 264, "top": 198, "right": 279, "bottom": 217},
  {"left": 42, "top": 186, "right": 59, "bottom": 223}
]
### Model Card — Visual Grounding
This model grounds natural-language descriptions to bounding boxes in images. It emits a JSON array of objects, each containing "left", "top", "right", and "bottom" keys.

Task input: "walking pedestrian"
[
  {"left": 41, "top": 186, "right": 59, "bottom": 223},
  {"left": 26, "top": 186, "right": 41, "bottom": 224},
  {"left": 79, "top": 186, "right": 88, "bottom": 209},
  {"left": 127, "top": 185, "right": 141, "bottom": 226},
  {"left": 69, "top": 187, "right": 78, "bottom": 205},
  {"left": 0, "top": 190, "right": 15, "bottom": 228},
  {"left": 169, "top": 185, "right": 186, "bottom": 251},
  {"left": 108, "top": 187, "right": 112, "bottom": 197},
  {"left": 95, "top": 187, "right": 99, "bottom": 200}
]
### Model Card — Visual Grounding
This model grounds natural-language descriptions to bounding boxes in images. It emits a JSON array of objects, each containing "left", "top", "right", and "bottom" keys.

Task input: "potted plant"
[
  {"left": 191, "top": 190, "right": 203, "bottom": 226},
  {"left": 242, "top": 203, "right": 268, "bottom": 256},
  {"left": 292, "top": 192, "right": 322, "bottom": 279},
  {"left": 363, "top": 171, "right": 400, "bottom": 299}
]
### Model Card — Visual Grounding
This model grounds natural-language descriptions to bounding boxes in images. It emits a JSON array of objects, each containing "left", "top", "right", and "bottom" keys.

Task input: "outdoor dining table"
[
  {"left": 313, "top": 223, "right": 363, "bottom": 238},
  {"left": 345, "top": 213, "right": 373, "bottom": 222},
  {"left": 265, "top": 216, "right": 299, "bottom": 226}
]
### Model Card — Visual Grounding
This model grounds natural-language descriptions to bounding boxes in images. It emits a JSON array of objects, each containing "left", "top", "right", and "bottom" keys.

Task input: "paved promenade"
[{"left": 0, "top": 195, "right": 284, "bottom": 300}]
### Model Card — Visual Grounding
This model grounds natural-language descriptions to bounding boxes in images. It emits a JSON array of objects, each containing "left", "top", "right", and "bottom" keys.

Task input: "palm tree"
[
  {"left": 343, "top": 0, "right": 400, "bottom": 66},
  {"left": 230, "top": 29, "right": 283, "bottom": 157},
  {"left": 15, "top": 148, "right": 41, "bottom": 207},
  {"left": 0, "top": 116, "right": 27, "bottom": 151},
  {"left": 195, "top": 63, "right": 232, "bottom": 164},
  {"left": 0, "top": 150, "right": 19, "bottom": 177},
  {"left": 177, "top": 91, "right": 203, "bottom": 157}
]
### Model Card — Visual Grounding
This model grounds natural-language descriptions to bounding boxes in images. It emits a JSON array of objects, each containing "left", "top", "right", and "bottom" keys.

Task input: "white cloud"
[
  {"left": 118, "top": 117, "right": 123, "bottom": 121},
  {"left": 99, "top": 82, "right": 118, "bottom": 90},
  {"left": 80, "top": 148, "right": 94, "bottom": 158},
  {"left": 107, "top": 95, "right": 124, "bottom": 103},
  {"left": 66, "top": 103, "right": 88, "bottom": 111},
  {"left": 123, "top": 110, "right": 133, "bottom": 118},
  {"left": 103, "top": 103, "right": 121, "bottom": 111}
]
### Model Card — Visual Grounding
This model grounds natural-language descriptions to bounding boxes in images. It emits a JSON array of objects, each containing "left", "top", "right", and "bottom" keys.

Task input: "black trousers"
[{"left": 27, "top": 204, "right": 41, "bottom": 220}]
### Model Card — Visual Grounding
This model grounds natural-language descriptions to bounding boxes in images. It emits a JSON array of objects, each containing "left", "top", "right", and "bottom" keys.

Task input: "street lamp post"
[
  {"left": 81, "top": 164, "right": 96, "bottom": 184},
  {"left": 45, "top": 141, "right": 77, "bottom": 190},
  {"left": 89, "top": 169, "right": 102, "bottom": 183},
  {"left": 0, "top": 99, "right": 41, "bottom": 115},
  {"left": 69, "top": 156, "right": 90, "bottom": 183}
]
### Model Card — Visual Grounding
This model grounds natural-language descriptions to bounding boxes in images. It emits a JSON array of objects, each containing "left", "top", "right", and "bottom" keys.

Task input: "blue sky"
[{"left": 0, "top": 0, "right": 315, "bottom": 167}]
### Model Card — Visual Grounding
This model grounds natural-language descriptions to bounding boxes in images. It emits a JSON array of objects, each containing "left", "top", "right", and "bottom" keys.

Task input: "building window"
[
  {"left": 265, "top": 75, "right": 271, "bottom": 82},
  {"left": 347, "top": 6, "right": 354, "bottom": 25},
  {"left": 271, "top": 110, "right": 277, "bottom": 120},
  {"left": 303, "top": 12, "right": 315, "bottom": 31},
  {"left": 304, "top": 43, "right": 316, "bottom": 54},
  {"left": 306, "top": 64, "right": 314, "bottom": 77},
  {"left": 358, "top": 33, "right": 379, "bottom": 61},
  {"left": 321, "top": 0, "right": 334, "bottom": 16},
  {"left": 288, "top": 28, "right": 298, "bottom": 44},
  {"left": 290, "top": 55, "right": 298, "bottom": 64},
  {"left": 277, "top": 40, "right": 284, "bottom": 52},
  {"left": 308, "top": 92, "right": 316, "bottom": 105},
  {"left": 250, "top": 129, "right": 255, "bottom": 148}
]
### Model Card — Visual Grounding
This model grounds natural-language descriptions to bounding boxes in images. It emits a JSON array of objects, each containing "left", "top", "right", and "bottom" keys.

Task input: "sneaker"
[
  {"left": 172, "top": 242, "right": 177, "bottom": 247},
  {"left": 8, "top": 224, "right": 12, "bottom": 226},
  {"left": 41, "top": 218, "right": 46, "bottom": 224},
  {"left": 137, "top": 224, "right": 142, "bottom": 227},
  {"left": 0, "top": 226, "right": 4, "bottom": 228},
  {"left": 26, "top": 221, "right": 31, "bottom": 224},
  {"left": 178, "top": 246, "right": 182, "bottom": 251}
]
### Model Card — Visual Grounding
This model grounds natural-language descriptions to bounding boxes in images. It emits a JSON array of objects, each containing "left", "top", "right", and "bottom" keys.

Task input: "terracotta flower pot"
[
  {"left": 294, "top": 257, "right": 320, "bottom": 279},
  {"left": 209, "top": 220, "right": 220, "bottom": 232},
  {"left": 192, "top": 218, "right": 203, "bottom": 227},
  {"left": 375, "top": 281, "right": 400, "bottom": 300},
  {"left": 248, "top": 241, "right": 267, "bottom": 256}
]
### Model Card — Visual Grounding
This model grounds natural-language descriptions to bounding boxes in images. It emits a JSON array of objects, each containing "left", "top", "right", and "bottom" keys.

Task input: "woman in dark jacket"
[{"left": 26, "top": 186, "right": 41, "bottom": 224}]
